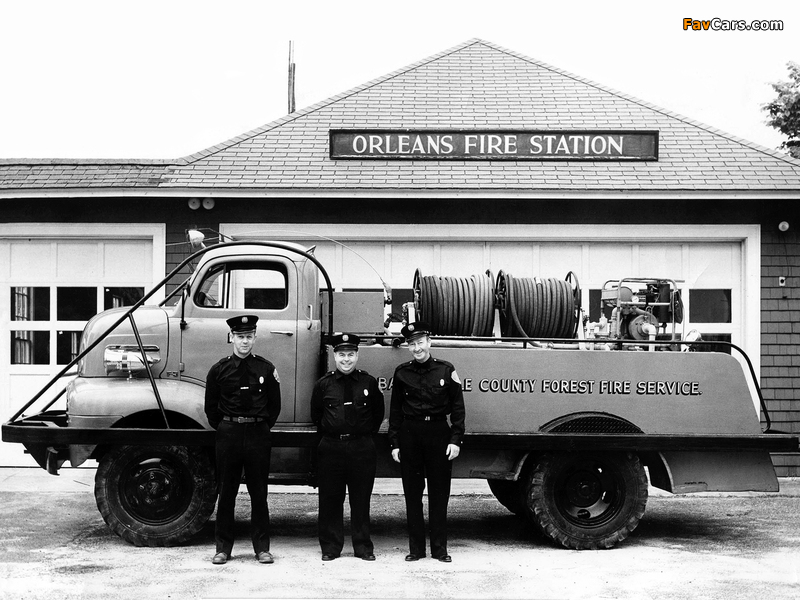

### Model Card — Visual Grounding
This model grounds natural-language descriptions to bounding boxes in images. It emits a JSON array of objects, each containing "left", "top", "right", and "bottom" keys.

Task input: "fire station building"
[{"left": 2, "top": 39, "right": 799, "bottom": 473}]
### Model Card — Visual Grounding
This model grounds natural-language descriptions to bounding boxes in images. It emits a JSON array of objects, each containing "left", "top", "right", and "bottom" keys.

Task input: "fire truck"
[{"left": 3, "top": 239, "right": 798, "bottom": 550}]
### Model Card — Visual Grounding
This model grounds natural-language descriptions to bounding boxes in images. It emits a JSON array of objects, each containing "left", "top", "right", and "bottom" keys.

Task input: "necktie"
[
  {"left": 238, "top": 359, "right": 252, "bottom": 411},
  {"left": 344, "top": 375, "right": 356, "bottom": 428}
]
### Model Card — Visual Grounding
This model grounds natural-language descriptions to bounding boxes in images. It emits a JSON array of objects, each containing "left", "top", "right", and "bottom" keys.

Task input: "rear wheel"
[
  {"left": 524, "top": 451, "right": 647, "bottom": 549},
  {"left": 95, "top": 445, "right": 217, "bottom": 547}
]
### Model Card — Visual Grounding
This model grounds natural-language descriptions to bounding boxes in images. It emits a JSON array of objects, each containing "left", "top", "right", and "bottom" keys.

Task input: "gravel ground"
[{"left": 1, "top": 469, "right": 798, "bottom": 600}]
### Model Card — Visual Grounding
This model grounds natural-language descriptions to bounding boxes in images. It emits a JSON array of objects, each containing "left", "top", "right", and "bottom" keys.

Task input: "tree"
[{"left": 763, "top": 62, "right": 800, "bottom": 159}]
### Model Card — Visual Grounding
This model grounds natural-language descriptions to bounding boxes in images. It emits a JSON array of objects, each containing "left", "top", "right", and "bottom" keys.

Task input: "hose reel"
[
  {"left": 412, "top": 268, "right": 582, "bottom": 339},
  {"left": 496, "top": 271, "right": 582, "bottom": 339},
  {"left": 413, "top": 269, "right": 495, "bottom": 336}
]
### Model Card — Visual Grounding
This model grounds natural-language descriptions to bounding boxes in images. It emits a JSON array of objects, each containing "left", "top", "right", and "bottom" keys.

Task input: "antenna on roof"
[{"left": 288, "top": 41, "right": 296, "bottom": 114}]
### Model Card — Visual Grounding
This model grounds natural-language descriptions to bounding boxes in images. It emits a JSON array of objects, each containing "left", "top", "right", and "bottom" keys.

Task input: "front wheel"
[
  {"left": 524, "top": 451, "right": 648, "bottom": 549},
  {"left": 95, "top": 445, "right": 217, "bottom": 547}
]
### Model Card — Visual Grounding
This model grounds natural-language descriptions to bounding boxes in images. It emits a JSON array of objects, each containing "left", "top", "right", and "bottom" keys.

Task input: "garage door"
[
  {"left": 227, "top": 222, "right": 757, "bottom": 372},
  {"left": 0, "top": 225, "right": 164, "bottom": 466}
]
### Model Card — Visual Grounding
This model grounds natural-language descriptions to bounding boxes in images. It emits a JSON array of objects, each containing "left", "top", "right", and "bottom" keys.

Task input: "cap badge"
[
  {"left": 342, "top": 334, "right": 349, "bottom": 342},
  {"left": 408, "top": 324, "right": 415, "bottom": 332},
  {"left": 242, "top": 316, "right": 249, "bottom": 323}
]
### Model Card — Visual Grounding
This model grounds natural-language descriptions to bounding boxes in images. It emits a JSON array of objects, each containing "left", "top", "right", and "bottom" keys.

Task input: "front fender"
[
  {"left": 69, "top": 377, "right": 209, "bottom": 426},
  {"left": 67, "top": 377, "right": 210, "bottom": 466}
]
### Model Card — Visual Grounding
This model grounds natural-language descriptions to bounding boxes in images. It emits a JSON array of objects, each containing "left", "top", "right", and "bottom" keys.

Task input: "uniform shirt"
[
  {"left": 387, "top": 356, "right": 466, "bottom": 449},
  {"left": 204, "top": 353, "right": 281, "bottom": 429},
  {"left": 311, "top": 369, "right": 384, "bottom": 436}
]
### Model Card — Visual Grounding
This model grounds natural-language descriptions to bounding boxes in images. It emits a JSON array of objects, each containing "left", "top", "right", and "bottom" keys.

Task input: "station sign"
[{"left": 330, "top": 129, "right": 658, "bottom": 161}]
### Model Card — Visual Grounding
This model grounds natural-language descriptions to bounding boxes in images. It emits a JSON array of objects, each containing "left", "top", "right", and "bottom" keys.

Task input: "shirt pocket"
[
  {"left": 355, "top": 387, "right": 371, "bottom": 407},
  {"left": 427, "top": 380, "right": 449, "bottom": 407},
  {"left": 221, "top": 383, "right": 241, "bottom": 398}
]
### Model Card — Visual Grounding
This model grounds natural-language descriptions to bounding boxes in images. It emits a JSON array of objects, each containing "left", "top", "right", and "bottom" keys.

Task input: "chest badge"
[
  {"left": 440, "top": 379, "right": 445, "bottom": 387},
  {"left": 363, "top": 389, "right": 369, "bottom": 396},
  {"left": 259, "top": 376, "right": 264, "bottom": 384}
]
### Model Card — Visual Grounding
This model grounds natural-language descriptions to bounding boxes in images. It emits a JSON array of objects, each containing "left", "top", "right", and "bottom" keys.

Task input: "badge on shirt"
[
  {"left": 273, "top": 369, "right": 281, "bottom": 383},
  {"left": 451, "top": 370, "right": 461, "bottom": 385}
]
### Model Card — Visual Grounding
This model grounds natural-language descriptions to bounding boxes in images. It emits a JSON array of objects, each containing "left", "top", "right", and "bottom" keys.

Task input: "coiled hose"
[
  {"left": 412, "top": 268, "right": 582, "bottom": 339},
  {"left": 496, "top": 271, "right": 582, "bottom": 339},
  {"left": 413, "top": 269, "right": 495, "bottom": 336}
]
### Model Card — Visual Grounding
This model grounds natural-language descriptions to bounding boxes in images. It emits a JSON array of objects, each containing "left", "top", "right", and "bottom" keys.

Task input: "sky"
[{"left": 0, "top": 1, "right": 797, "bottom": 160}]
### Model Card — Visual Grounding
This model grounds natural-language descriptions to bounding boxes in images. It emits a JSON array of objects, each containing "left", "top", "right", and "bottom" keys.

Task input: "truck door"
[{"left": 179, "top": 257, "right": 299, "bottom": 423}]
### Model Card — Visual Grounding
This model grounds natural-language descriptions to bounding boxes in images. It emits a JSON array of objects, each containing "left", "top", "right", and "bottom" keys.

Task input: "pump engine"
[{"left": 601, "top": 278, "right": 684, "bottom": 342}]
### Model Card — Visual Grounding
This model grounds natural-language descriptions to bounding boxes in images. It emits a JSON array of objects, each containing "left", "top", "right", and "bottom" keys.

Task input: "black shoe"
[
  {"left": 322, "top": 553, "right": 338, "bottom": 561},
  {"left": 435, "top": 554, "right": 452, "bottom": 563},
  {"left": 358, "top": 553, "right": 376, "bottom": 561},
  {"left": 256, "top": 551, "right": 274, "bottom": 564},
  {"left": 405, "top": 553, "right": 424, "bottom": 561},
  {"left": 212, "top": 552, "right": 228, "bottom": 565}
]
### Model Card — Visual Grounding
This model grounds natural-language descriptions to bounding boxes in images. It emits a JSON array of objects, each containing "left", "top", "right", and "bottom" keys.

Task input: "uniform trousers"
[
  {"left": 317, "top": 435, "right": 377, "bottom": 556},
  {"left": 398, "top": 419, "right": 452, "bottom": 558},
  {"left": 214, "top": 420, "right": 272, "bottom": 555}
]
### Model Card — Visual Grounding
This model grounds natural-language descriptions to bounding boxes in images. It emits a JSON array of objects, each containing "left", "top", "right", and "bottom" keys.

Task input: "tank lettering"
[
  {"left": 478, "top": 378, "right": 537, "bottom": 393},
  {"left": 540, "top": 379, "right": 596, "bottom": 394},
  {"left": 636, "top": 381, "right": 702, "bottom": 396},
  {"left": 378, "top": 376, "right": 393, "bottom": 392},
  {"left": 599, "top": 380, "right": 632, "bottom": 394},
  {"left": 392, "top": 373, "right": 701, "bottom": 398}
]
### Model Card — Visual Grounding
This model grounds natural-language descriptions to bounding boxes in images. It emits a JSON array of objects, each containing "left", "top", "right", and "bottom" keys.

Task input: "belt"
[
  {"left": 404, "top": 414, "right": 447, "bottom": 422},
  {"left": 324, "top": 432, "right": 367, "bottom": 440},
  {"left": 222, "top": 415, "right": 265, "bottom": 424}
]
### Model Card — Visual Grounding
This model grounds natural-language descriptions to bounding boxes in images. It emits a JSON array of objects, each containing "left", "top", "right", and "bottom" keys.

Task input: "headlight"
[{"left": 104, "top": 345, "right": 161, "bottom": 376}]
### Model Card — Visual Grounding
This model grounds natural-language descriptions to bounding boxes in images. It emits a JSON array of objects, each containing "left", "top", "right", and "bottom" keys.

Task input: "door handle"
[{"left": 271, "top": 330, "right": 294, "bottom": 336}]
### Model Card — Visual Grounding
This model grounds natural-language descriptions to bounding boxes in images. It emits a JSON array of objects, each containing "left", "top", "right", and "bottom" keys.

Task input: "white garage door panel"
[
  {"left": 639, "top": 245, "right": 684, "bottom": 279},
  {"left": 57, "top": 242, "right": 101, "bottom": 280},
  {"left": 588, "top": 244, "right": 635, "bottom": 284},
  {"left": 487, "top": 244, "right": 534, "bottom": 276},
  {"left": 688, "top": 243, "right": 737, "bottom": 286},
  {"left": 104, "top": 242, "right": 153, "bottom": 281},
  {"left": 441, "top": 243, "right": 484, "bottom": 277},
  {"left": 539, "top": 244, "right": 582, "bottom": 278},
  {"left": 341, "top": 243, "right": 388, "bottom": 287},
  {"left": 390, "top": 243, "right": 436, "bottom": 286},
  {"left": 10, "top": 242, "right": 56, "bottom": 280}
]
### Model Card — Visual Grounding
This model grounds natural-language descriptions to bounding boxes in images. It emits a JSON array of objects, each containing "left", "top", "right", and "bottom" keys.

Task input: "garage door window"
[
  {"left": 10, "top": 285, "right": 144, "bottom": 365},
  {"left": 688, "top": 289, "right": 732, "bottom": 323}
]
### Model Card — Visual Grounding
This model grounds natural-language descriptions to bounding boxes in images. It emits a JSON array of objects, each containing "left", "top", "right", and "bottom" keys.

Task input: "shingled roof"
[
  {"left": 0, "top": 159, "right": 171, "bottom": 190},
  {"left": 2, "top": 39, "right": 800, "bottom": 194}
]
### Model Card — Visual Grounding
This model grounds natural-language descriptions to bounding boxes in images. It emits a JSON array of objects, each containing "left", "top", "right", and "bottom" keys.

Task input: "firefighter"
[
  {"left": 204, "top": 314, "right": 281, "bottom": 565},
  {"left": 311, "top": 333, "right": 384, "bottom": 561},
  {"left": 388, "top": 321, "right": 466, "bottom": 563}
]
